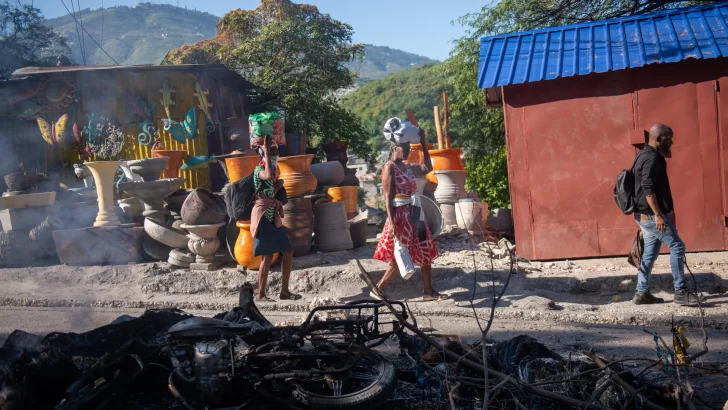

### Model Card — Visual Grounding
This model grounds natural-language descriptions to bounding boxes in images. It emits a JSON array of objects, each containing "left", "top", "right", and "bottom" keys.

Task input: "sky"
[{"left": 30, "top": 0, "right": 487, "bottom": 60}]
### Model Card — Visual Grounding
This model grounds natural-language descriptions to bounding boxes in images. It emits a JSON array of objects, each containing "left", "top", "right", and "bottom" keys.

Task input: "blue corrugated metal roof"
[{"left": 478, "top": 2, "right": 728, "bottom": 89}]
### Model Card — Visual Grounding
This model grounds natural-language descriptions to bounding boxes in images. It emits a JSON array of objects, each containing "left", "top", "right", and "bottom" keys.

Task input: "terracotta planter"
[
  {"left": 127, "top": 157, "right": 170, "bottom": 181},
  {"left": 233, "top": 220, "right": 279, "bottom": 269},
  {"left": 340, "top": 168, "right": 360, "bottom": 187},
  {"left": 310, "top": 161, "right": 345, "bottom": 187},
  {"left": 277, "top": 154, "right": 317, "bottom": 198},
  {"left": 407, "top": 143, "right": 436, "bottom": 165},
  {"left": 181, "top": 188, "right": 226, "bottom": 225},
  {"left": 119, "top": 178, "right": 186, "bottom": 223},
  {"left": 181, "top": 222, "right": 224, "bottom": 264},
  {"left": 433, "top": 170, "right": 468, "bottom": 204},
  {"left": 85, "top": 161, "right": 122, "bottom": 227},
  {"left": 455, "top": 199, "right": 489, "bottom": 234},
  {"left": 152, "top": 150, "right": 186, "bottom": 179},
  {"left": 326, "top": 186, "right": 358, "bottom": 219},
  {"left": 313, "top": 201, "right": 352, "bottom": 252},
  {"left": 425, "top": 148, "right": 464, "bottom": 184},
  {"left": 225, "top": 156, "right": 259, "bottom": 183},
  {"left": 322, "top": 141, "right": 348, "bottom": 167},
  {"left": 282, "top": 198, "right": 313, "bottom": 256}
]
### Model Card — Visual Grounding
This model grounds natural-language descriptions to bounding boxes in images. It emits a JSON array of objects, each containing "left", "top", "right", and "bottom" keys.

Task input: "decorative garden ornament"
[
  {"left": 86, "top": 116, "right": 126, "bottom": 159},
  {"left": 194, "top": 81, "right": 216, "bottom": 133},
  {"left": 84, "top": 160, "right": 122, "bottom": 227},
  {"left": 82, "top": 112, "right": 102, "bottom": 143},
  {"left": 37, "top": 113, "right": 69, "bottom": 145},
  {"left": 119, "top": 178, "right": 186, "bottom": 223},
  {"left": 126, "top": 92, "right": 157, "bottom": 146},
  {"left": 162, "top": 107, "right": 197, "bottom": 143},
  {"left": 180, "top": 222, "right": 225, "bottom": 270},
  {"left": 160, "top": 79, "right": 175, "bottom": 119}
]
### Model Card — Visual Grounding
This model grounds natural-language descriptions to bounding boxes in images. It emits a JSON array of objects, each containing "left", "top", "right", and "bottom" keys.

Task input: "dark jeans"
[{"left": 634, "top": 213, "right": 686, "bottom": 292}]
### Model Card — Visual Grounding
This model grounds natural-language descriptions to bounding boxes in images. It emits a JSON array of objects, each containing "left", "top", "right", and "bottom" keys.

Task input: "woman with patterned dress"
[
  {"left": 251, "top": 137, "right": 301, "bottom": 302},
  {"left": 372, "top": 128, "right": 448, "bottom": 301}
]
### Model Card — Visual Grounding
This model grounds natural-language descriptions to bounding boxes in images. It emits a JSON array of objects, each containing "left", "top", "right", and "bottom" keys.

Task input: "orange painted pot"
[
  {"left": 277, "top": 154, "right": 317, "bottom": 198},
  {"left": 152, "top": 150, "right": 186, "bottom": 179},
  {"left": 406, "top": 144, "right": 435, "bottom": 165},
  {"left": 425, "top": 148, "right": 464, "bottom": 184},
  {"left": 234, "top": 221, "right": 279, "bottom": 270},
  {"left": 225, "top": 156, "right": 259, "bottom": 183},
  {"left": 327, "top": 186, "right": 358, "bottom": 219}
]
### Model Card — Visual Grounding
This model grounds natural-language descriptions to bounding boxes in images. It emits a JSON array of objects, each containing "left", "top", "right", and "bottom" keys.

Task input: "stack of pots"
[
  {"left": 313, "top": 200, "right": 353, "bottom": 251},
  {"left": 276, "top": 154, "right": 317, "bottom": 259},
  {"left": 282, "top": 198, "right": 315, "bottom": 256},
  {"left": 323, "top": 141, "right": 359, "bottom": 187},
  {"left": 425, "top": 148, "right": 467, "bottom": 229},
  {"left": 177, "top": 188, "right": 227, "bottom": 269}
]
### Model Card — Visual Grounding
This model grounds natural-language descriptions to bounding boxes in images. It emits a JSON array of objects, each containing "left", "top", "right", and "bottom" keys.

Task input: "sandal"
[
  {"left": 280, "top": 292, "right": 302, "bottom": 301},
  {"left": 423, "top": 291, "right": 449, "bottom": 302},
  {"left": 257, "top": 296, "right": 275, "bottom": 302}
]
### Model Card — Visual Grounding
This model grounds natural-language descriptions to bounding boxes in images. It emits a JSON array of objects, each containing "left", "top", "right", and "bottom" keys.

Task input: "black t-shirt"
[{"left": 634, "top": 145, "right": 674, "bottom": 215}]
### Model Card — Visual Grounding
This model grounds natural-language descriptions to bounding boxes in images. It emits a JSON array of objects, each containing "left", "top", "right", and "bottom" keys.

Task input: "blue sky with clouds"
[{"left": 31, "top": 0, "right": 488, "bottom": 60}]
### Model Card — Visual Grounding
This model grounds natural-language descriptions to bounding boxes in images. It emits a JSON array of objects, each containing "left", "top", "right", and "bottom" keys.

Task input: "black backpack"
[{"left": 614, "top": 152, "right": 644, "bottom": 215}]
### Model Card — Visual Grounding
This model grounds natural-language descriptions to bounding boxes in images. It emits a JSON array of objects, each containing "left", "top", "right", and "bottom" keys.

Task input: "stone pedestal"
[
  {"left": 85, "top": 161, "right": 122, "bottom": 227},
  {"left": 181, "top": 222, "right": 224, "bottom": 270}
]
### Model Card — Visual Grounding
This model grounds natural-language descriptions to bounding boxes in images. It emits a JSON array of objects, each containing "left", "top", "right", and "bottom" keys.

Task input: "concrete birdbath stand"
[
  {"left": 85, "top": 161, "right": 122, "bottom": 227},
  {"left": 127, "top": 157, "right": 170, "bottom": 181},
  {"left": 119, "top": 178, "right": 186, "bottom": 223},
  {"left": 180, "top": 222, "right": 225, "bottom": 270}
]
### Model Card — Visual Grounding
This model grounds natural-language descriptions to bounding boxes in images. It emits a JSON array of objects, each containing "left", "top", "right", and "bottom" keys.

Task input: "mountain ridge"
[{"left": 42, "top": 4, "right": 437, "bottom": 81}]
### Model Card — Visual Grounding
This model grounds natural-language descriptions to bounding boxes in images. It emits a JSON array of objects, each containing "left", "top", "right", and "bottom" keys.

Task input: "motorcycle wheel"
[{"left": 292, "top": 344, "right": 396, "bottom": 410}]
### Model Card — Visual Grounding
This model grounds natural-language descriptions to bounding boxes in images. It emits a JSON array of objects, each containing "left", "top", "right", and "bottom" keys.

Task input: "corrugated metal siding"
[{"left": 478, "top": 1, "right": 728, "bottom": 88}]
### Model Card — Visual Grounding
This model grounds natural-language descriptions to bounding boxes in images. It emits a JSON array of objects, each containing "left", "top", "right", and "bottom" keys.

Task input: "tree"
[
  {"left": 445, "top": 0, "right": 707, "bottom": 208},
  {"left": 0, "top": 2, "right": 71, "bottom": 79},
  {"left": 163, "top": 0, "right": 372, "bottom": 161}
]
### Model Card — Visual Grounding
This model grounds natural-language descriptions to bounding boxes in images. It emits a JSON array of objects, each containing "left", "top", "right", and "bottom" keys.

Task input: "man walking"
[{"left": 632, "top": 124, "right": 700, "bottom": 306}]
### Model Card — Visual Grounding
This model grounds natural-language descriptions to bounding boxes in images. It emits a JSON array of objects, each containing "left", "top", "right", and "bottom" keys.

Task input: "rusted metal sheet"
[{"left": 503, "top": 58, "right": 728, "bottom": 260}]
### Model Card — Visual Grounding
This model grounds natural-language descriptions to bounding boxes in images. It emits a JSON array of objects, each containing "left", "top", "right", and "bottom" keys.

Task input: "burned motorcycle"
[{"left": 55, "top": 284, "right": 409, "bottom": 410}]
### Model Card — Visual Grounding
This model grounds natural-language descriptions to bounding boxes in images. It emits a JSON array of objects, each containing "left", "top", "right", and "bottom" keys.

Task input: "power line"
[
  {"left": 95, "top": 0, "right": 103, "bottom": 64},
  {"left": 67, "top": 0, "right": 86, "bottom": 64},
  {"left": 76, "top": 0, "right": 87, "bottom": 61},
  {"left": 59, "top": 0, "right": 119, "bottom": 65}
]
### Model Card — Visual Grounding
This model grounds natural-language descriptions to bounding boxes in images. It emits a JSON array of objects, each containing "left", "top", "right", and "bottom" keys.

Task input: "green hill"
[
  {"left": 43, "top": 3, "right": 218, "bottom": 65},
  {"left": 341, "top": 62, "right": 455, "bottom": 151},
  {"left": 43, "top": 4, "right": 436, "bottom": 79}
]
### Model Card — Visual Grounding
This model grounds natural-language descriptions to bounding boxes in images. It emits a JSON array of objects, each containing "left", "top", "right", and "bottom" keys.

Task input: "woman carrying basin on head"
[
  {"left": 251, "top": 136, "right": 301, "bottom": 302},
  {"left": 371, "top": 118, "right": 447, "bottom": 301}
]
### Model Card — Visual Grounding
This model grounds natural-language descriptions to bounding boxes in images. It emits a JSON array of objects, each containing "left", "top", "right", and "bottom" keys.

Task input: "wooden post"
[
  {"left": 405, "top": 108, "right": 420, "bottom": 127},
  {"left": 443, "top": 92, "right": 450, "bottom": 149},
  {"left": 434, "top": 106, "right": 444, "bottom": 149}
]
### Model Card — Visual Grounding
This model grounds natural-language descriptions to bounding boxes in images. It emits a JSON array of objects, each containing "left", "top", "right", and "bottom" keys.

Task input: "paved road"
[{"left": 2, "top": 306, "right": 727, "bottom": 364}]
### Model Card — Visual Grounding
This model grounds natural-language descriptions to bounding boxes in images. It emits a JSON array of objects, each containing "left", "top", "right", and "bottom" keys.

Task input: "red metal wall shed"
[
  {"left": 502, "top": 59, "right": 728, "bottom": 260},
  {"left": 478, "top": 3, "right": 728, "bottom": 260}
]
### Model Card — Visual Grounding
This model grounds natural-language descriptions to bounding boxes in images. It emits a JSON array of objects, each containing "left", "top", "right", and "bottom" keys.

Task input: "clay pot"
[
  {"left": 277, "top": 154, "right": 317, "bottom": 198},
  {"left": 313, "top": 200, "right": 353, "bottom": 252},
  {"left": 181, "top": 222, "right": 224, "bottom": 264},
  {"left": 310, "top": 161, "right": 345, "bottom": 187},
  {"left": 164, "top": 189, "right": 190, "bottom": 215},
  {"left": 4, "top": 172, "right": 44, "bottom": 192},
  {"left": 127, "top": 157, "right": 170, "bottom": 181},
  {"left": 152, "top": 150, "right": 186, "bottom": 179},
  {"left": 282, "top": 198, "right": 313, "bottom": 256},
  {"left": 340, "top": 168, "right": 360, "bottom": 187},
  {"left": 455, "top": 199, "right": 489, "bottom": 234},
  {"left": 326, "top": 186, "right": 358, "bottom": 219},
  {"left": 225, "top": 156, "right": 259, "bottom": 183},
  {"left": 322, "top": 141, "right": 348, "bottom": 167},
  {"left": 407, "top": 143, "right": 436, "bottom": 165},
  {"left": 181, "top": 188, "right": 226, "bottom": 225},
  {"left": 425, "top": 148, "right": 464, "bottom": 184},
  {"left": 349, "top": 218, "right": 367, "bottom": 249},
  {"left": 144, "top": 217, "right": 189, "bottom": 248},
  {"left": 85, "top": 161, "right": 122, "bottom": 227},
  {"left": 433, "top": 170, "right": 468, "bottom": 204},
  {"left": 440, "top": 203, "right": 457, "bottom": 229},
  {"left": 421, "top": 196, "right": 443, "bottom": 238},
  {"left": 233, "top": 220, "right": 279, "bottom": 270}
]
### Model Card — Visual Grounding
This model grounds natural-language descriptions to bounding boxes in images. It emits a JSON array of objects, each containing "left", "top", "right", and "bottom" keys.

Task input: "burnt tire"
[{"left": 293, "top": 344, "right": 397, "bottom": 410}]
